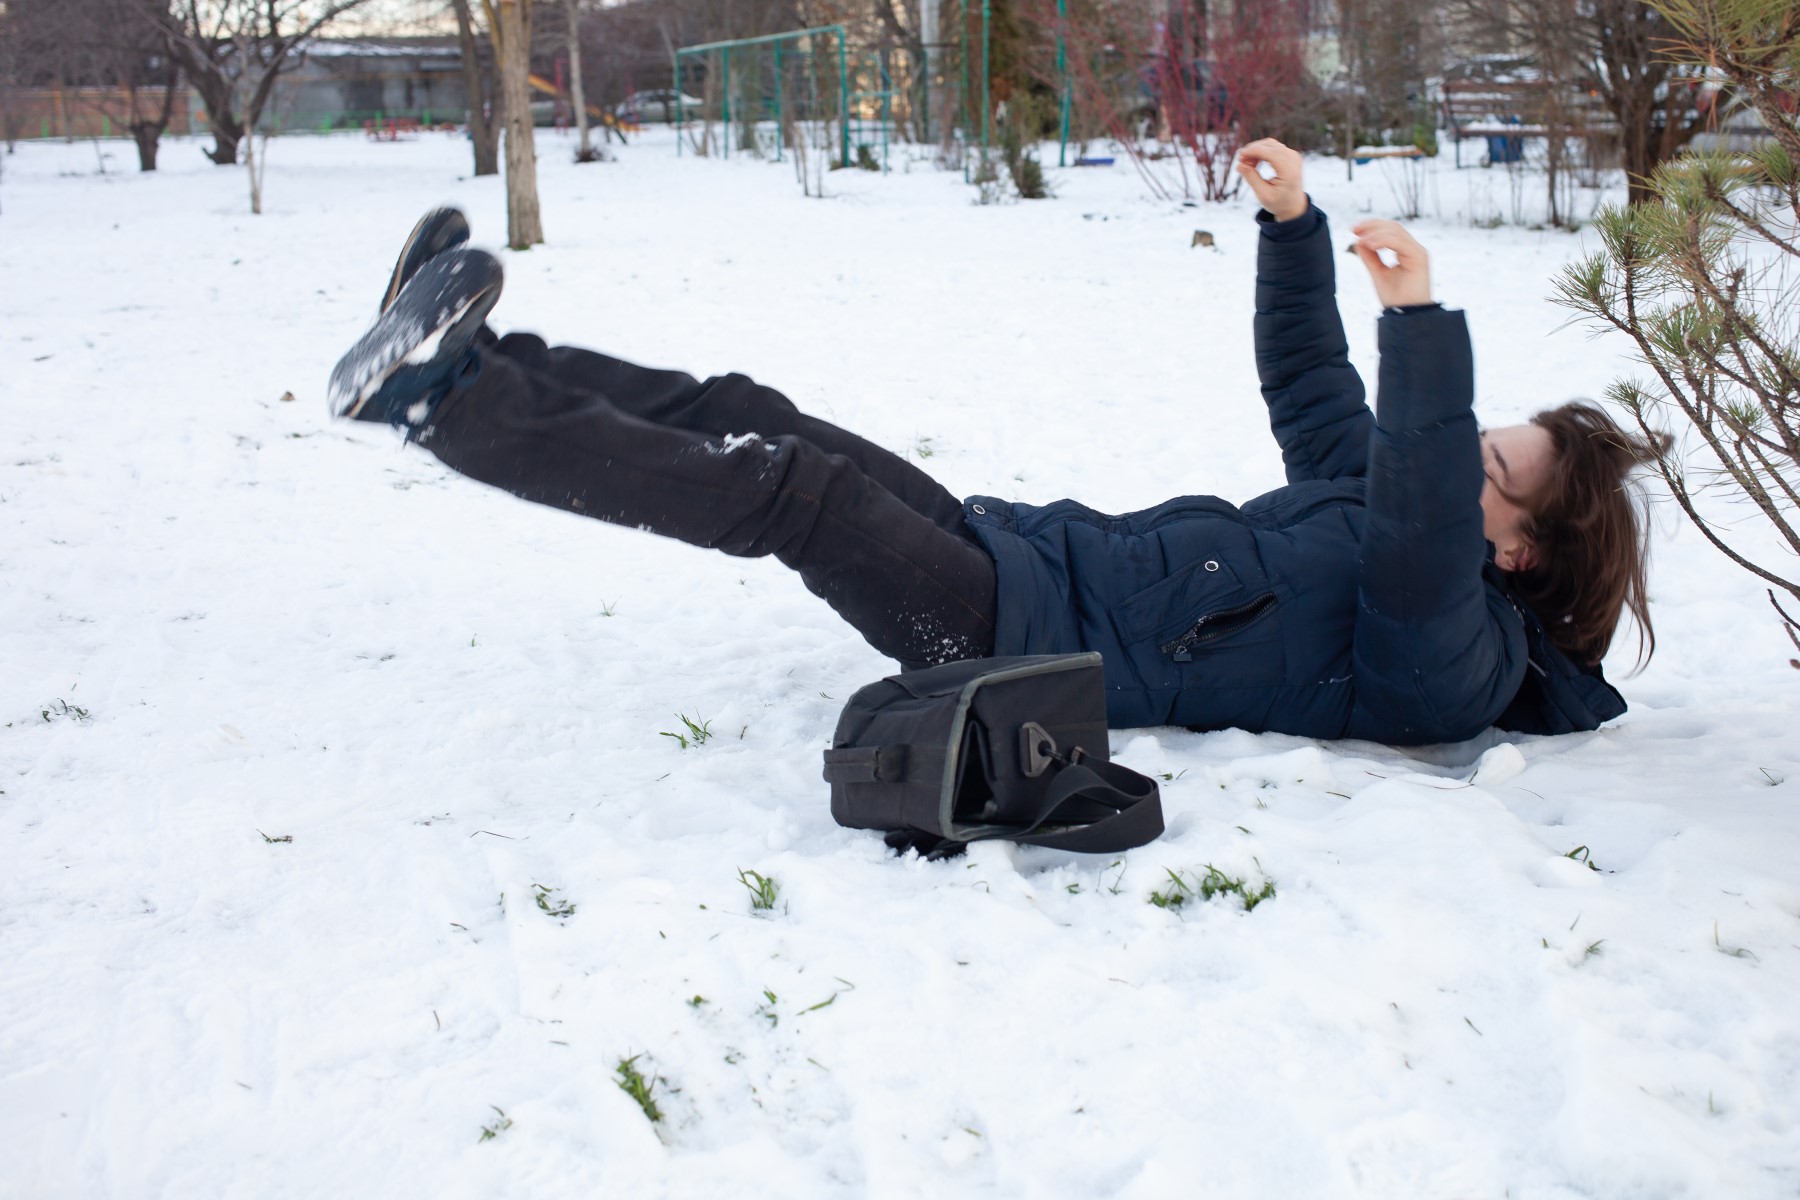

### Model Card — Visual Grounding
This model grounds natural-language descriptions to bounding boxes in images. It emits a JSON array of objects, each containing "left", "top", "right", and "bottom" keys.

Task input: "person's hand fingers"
[
  {"left": 1351, "top": 219, "right": 1427, "bottom": 268},
  {"left": 1351, "top": 219, "right": 1433, "bottom": 305},
  {"left": 1237, "top": 138, "right": 1305, "bottom": 218},
  {"left": 1238, "top": 137, "right": 1295, "bottom": 166},
  {"left": 1234, "top": 154, "right": 1276, "bottom": 194},
  {"left": 1237, "top": 143, "right": 1296, "bottom": 181},
  {"left": 1352, "top": 238, "right": 1388, "bottom": 278}
]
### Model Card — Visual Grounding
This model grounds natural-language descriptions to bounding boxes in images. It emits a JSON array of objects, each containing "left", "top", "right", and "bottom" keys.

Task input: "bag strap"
[{"left": 1005, "top": 758, "right": 1163, "bottom": 853}]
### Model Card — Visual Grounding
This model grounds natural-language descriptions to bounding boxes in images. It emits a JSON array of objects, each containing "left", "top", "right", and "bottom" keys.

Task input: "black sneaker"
[
  {"left": 379, "top": 207, "right": 470, "bottom": 313},
  {"left": 328, "top": 247, "right": 503, "bottom": 425}
]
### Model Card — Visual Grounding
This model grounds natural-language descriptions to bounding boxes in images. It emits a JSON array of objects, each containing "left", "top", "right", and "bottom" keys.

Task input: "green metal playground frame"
[
  {"left": 671, "top": 9, "right": 1077, "bottom": 180},
  {"left": 673, "top": 24, "right": 852, "bottom": 169},
  {"left": 957, "top": 0, "right": 1074, "bottom": 174}
]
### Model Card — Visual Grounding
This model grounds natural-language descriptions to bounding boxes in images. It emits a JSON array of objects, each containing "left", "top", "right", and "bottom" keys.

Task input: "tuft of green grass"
[
  {"left": 533, "top": 883, "right": 576, "bottom": 920},
  {"left": 738, "top": 867, "right": 779, "bottom": 913},
  {"left": 1200, "top": 864, "right": 1277, "bottom": 911},
  {"left": 1564, "top": 845, "right": 1603, "bottom": 872},
  {"left": 41, "top": 699, "right": 91, "bottom": 723},
  {"left": 660, "top": 713, "right": 714, "bottom": 750},
  {"left": 614, "top": 1056, "right": 663, "bottom": 1123},
  {"left": 1149, "top": 868, "right": 1193, "bottom": 909},
  {"left": 801, "top": 978, "right": 855, "bottom": 1014},
  {"left": 1150, "top": 865, "right": 1276, "bottom": 912},
  {"left": 478, "top": 1105, "right": 512, "bottom": 1142},
  {"left": 257, "top": 830, "right": 293, "bottom": 844}
]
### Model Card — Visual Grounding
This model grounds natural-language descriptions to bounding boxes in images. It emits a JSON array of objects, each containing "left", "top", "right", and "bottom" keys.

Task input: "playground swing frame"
[
  {"left": 671, "top": 9, "right": 1076, "bottom": 182},
  {"left": 674, "top": 25, "right": 852, "bottom": 169}
]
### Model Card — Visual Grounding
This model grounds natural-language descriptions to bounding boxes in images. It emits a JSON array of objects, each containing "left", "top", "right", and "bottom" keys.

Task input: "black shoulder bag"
[{"left": 822, "top": 653, "right": 1163, "bottom": 859}]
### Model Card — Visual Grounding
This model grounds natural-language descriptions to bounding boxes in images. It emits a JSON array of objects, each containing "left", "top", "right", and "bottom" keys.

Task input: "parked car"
[{"left": 615, "top": 89, "right": 705, "bottom": 124}]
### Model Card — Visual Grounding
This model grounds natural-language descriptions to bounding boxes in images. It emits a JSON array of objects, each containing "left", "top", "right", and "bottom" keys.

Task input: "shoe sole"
[
  {"left": 329, "top": 249, "right": 502, "bottom": 420},
  {"left": 379, "top": 207, "right": 471, "bottom": 314}
]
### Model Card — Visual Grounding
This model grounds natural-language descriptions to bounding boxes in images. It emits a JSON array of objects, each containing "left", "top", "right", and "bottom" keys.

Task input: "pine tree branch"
[
  {"left": 1706, "top": 183, "right": 1800, "bottom": 262},
  {"left": 1771, "top": 591, "right": 1800, "bottom": 661},
  {"left": 1689, "top": 253, "right": 1800, "bottom": 404},
  {"left": 1606, "top": 247, "right": 1794, "bottom": 548}
]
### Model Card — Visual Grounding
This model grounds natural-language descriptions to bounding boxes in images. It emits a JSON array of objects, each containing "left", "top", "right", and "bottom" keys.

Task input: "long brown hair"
[{"left": 1506, "top": 402, "right": 1667, "bottom": 669}]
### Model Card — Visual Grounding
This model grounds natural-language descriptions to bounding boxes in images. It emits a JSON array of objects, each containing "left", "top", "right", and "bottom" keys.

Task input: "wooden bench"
[
  {"left": 1440, "top": 79, "right": 1616, "bottom": 167},
  {"left": 1351, "top": 144, "right": 1426, "bottom": 164}
]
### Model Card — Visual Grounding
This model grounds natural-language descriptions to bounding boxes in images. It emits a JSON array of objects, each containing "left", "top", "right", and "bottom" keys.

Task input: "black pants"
[{"left": 415, "top": 332, "right": 999, "bottom": 668}]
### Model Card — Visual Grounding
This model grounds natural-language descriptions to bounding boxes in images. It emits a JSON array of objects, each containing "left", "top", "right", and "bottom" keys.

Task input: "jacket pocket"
[
  {"left": 1157, "top": 592, "right": 1278, "bottom": 660},
  {"left": 1111, "top": 556, "right": 1286, "bottom": 687}
]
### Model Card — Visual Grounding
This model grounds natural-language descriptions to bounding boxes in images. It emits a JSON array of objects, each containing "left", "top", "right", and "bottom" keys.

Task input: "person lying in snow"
[{"left": 326, "top": 138, "right": 1662, "bottom": 746}]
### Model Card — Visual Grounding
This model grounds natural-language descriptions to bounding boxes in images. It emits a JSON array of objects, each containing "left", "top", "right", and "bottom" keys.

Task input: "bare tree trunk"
[
  {"left": 564, "top": 0, "right": 598, "bottom": 162},
  {"left": 165, "top": 38, "right": 247, "bottom": 163},
  {"left": 132, "top": 123, "right": 161, "bottom": 170},
  {"left": 452, "top": 0, "right": 501, "bottom": 175},
  {"left": 489, "top": 0, "right": 544, "bottom": 248},
  {"left": 235, "top": 30, "right": 268, "bottom": 212},
  {"left": 245, "top": 127, "right": 263, "bottom": 212}
]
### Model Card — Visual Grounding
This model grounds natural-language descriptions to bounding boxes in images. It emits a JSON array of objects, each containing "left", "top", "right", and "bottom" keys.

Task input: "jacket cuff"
[{"left": 1256, "top": 201, "right": 1322, "bottom": 242}]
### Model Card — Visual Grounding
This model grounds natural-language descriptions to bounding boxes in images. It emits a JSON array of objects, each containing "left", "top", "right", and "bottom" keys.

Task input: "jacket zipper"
[{"left": 1159, "top": 592, "right": 1279, "bottom": 661}]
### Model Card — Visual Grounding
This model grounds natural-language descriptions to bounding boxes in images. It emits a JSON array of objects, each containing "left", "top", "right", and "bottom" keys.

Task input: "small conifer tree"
[{"left": 1553, "top": 0, "right": 1800, "bottom": 666}]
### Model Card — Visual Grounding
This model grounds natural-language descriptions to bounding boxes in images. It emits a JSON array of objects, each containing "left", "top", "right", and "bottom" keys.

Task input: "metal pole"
[
  {"left": 675, "top": 50, "right": 684, "bottom": 156},
  {"left": 837, "top": 28, "right": 850, "bottom": 168},
  {"left": 959, "top": 0, "right": 971, "bottom": 181},
  {"left": 1057, "top": 0, "right": 1070, "bottom": 167},
  {"left": 980, "top": 0, "right": 990, "bottom": 172},
  {"left": 774, "top": 41, "right": 783, "bottom": 162},
  {"left": 920, "top": 0, "right": 939, "bottom": 145},
  {"left": 722, "top": 47, "right": 731, "bottom": 160},
  {"left": 682, "top": 24, "right": 842, "bottom": 54}
]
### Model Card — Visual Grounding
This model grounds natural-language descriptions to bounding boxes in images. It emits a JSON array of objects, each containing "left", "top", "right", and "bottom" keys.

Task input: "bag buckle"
[{"left": 1020, "top": 722, "right": 1058, "bottom": 777}]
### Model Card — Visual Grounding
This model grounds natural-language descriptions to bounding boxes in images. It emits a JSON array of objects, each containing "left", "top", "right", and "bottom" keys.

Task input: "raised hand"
[
  {"left": 1350, "top": 219, "right": 1434, "bottom": 308},
  {"left": 1235, "top": 138, "right": 1308, "bottom": 222}
]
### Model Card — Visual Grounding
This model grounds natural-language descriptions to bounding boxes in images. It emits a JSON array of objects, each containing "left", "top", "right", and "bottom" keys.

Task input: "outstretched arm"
[
  {"left": 1236, "top": 139, "right": 1372, "bottom": 483},
  {"left": 1343, "top": 221, "right": 1528, "bottom": 741}
]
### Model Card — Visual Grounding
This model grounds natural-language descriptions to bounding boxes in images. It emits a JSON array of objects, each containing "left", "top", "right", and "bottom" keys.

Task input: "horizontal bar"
[{"left": 677, "top": 23, "right": 844, "bottom": 56}]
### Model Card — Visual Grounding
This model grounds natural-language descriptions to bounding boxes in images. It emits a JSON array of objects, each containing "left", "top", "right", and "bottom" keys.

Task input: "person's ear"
[{"left": 1497, "top": 538, "right": 1538, "bottom": 574}]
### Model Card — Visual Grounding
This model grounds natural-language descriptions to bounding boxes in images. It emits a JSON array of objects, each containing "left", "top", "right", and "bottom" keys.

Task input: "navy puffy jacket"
[{"left": 962, "top": 205, "right": 1625, "bottom": 744}]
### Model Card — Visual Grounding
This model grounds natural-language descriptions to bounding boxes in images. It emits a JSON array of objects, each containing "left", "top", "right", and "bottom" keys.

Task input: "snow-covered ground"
[{"left": 2, "top": 127, "right": 1797, "bottom": 1199}]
